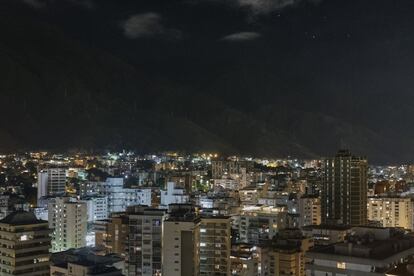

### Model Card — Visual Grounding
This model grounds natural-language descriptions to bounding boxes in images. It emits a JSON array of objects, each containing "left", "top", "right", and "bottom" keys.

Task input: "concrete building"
[
  {"left": 162, "top": 204, "right": 200, "bottom": 276},
  {"left": 48, "top": 197, "right": 87, "bottom": 252},
  {"left": 298, "top": 195, "right": 321, "bottom": 228},
  {"left": 239, "top": 187, "right": 260, "bottom": 205},
  {"left": 306, "top": 227, "right": 414, "bottom": 276},
  {"left": 95, "top": 212, "right": 129, "bottom": 256},
  {"left": 199, "top": 216, "right": 231, "bottom": 275},
  {"left": 97, "top": 178, "right": 152, "bottom": 214},
  {"left": 214, "top": 178, "right": 240, "bottom": 190},
  {"left": 50, "top": 247, "right": 124, "bottom": 276},
  {"left": 266, "top": 229, "right": 313, "bottom": 276},
  {"left": 37, "top": 168, "right": 67, "bottom": 202},
  {"left": 302, "top": 224, "right": 352, "bottom": 246},
  {"left": 0, "top": 211, "right": 51, "bottom": 276},
  {"left": 126, "top": 206, "right": 166, "bottom": 276},
  {"left": 211, "top": 160, "right": 252, "bottom": 179},
  {"left": 239, "top": 205, "right": 287, "bottom": 245},
  {"left": 230, "top": 244, "right": 259, "bottom": 276},
  {"left": 160, "top": 182, "right": 189, "bottom": 207},
  {"left": 81, "top": 196, "right": 108, "bottom": 223},
  {"left": 0, "top": 195, "right": 29, "bottom": 220},
  {"left": 367, "top": 196, "right": 413, "bottom": 230},
  {"left": 322, "top": 150, "right": 368, "bottom": 226}
]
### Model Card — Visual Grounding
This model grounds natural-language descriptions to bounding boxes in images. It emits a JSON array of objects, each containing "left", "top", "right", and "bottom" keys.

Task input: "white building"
[
  {"left": 33, "top": 206, "right": 48, "bottom": 221},
  {"left": 48, "top": 197, "right": 87, "bottom": 252},
  {"left": 96, "top": 178, "right": 152, "bottom": 214},
  {"left": 81, "top": 196, "right": 108, "bottom": 222},
  {"left": 160, "top": 182, "right": 189, "bottom": 207},
  {"left": 162, "top": 205, "right": 199, "bottom": 276},
  {"left": 367, "top": 196, "right": 413, "bottom": 230},
  {"left": 37, "top": 168, "right": 67, "bottom": 203}
]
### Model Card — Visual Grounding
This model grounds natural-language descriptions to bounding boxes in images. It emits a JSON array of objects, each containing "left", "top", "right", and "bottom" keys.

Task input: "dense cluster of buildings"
[{"left": 1, "top": 150, "right": 414, "bottom": 275}]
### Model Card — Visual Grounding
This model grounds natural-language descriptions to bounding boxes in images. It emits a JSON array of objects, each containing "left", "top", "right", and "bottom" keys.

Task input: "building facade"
[
  {"left": 322, "top": 150, "right": 368, "bottom": 226},
  {"left": 37, "top": 168, "right": 67, "bottom": 202},
  {"left": 298, "top": 195, "right": 321, "bottom": 228},
  {"left": 48, "top": 197, "right": 87, "bottom": 252},
  {"left": 126, "top": 206, "right": 166, "bottom": 276},
  {"left": 97, "top": 178, "right": 152, "bottom": 214},
  {"left": 0, "top": 211, "right": 51, "bottom": 276},
  {"left": 162, "top": 204, "right": 200, "bottom": 276},
  {"left": 367, "top": 196, "right": 413, "bottom": 230},
  {"left": 199, "top": 216, "right": 231, "bottom": 275}
]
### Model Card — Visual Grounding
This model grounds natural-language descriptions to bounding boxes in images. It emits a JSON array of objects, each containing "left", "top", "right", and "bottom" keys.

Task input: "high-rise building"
[
  {"left": 199, "top": 216, "right": 231, "bottom": 275},
  {"left": 160, "top": 182, "right": 189, "bottom": 207},
  {"left": 298, "top": 195, "right": 321, "bottom": 228},
  {"left": 126, "top": 206, "right": 166, "bottom": 276},
  {"left": 265, "top": 229, "right": 313, "bottom": 276},
  {"left": 48, "top": 197, "right": 87, "bottom": 252},
  {"left": 96, "top": 178, "right": 152, "bottom": 214},
  {"left": 0, "top": 211, "right": 51, "bottom": 276},
  {"left": 322, "top": 150, "right": 368, "bottom": 226},
  {"left": 367, "top": 196, "right": 413, "bottom": 230},
  {"left": 238, "top": 205, "right": 287, "bottom": 245},
  {"left": 95, "top": 212, "right": 129, "bottom": 256},
  {"left": 162, "top": 204, "right": 200, "bottom": 276},
  {"left": 81, "top": 196, "right": 108, "bottom": 223},
  {"left": 37, "top": 168, "right": 67, "bottom": 202}
]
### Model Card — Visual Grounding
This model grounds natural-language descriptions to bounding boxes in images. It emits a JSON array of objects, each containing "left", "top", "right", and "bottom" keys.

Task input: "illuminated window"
[
  {"left": 337, "top": 262, "right": 346, "bottom": 269},
  {"left": 20, "top": 235, "right": 28, "bottom": 241}
]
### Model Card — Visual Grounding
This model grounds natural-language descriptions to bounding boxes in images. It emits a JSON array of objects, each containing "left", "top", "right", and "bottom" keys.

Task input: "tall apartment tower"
[
  {"left": 162, "top": 204, "right": 200, "bottom": 276},
  {"left": 199, "top": 216, "right": 231, "bottom": 275},
  {"left": 95, "top": 212, "right": 129, "bottom": 256},
  {"left": 37, "top": 168, "right": 67, "bottom": 202},
  {"left": 322, "top": 150, "right": 368, "bottom": 226},
  {"left": 298, "top": 195, "right": 321, "bottom": 228},
  {"left": 48, "top": 197, "right": 87, "bottom": 252},
  {"left": 0, "top": 211, "right": 51, "bottom": 276},
  {"left": 126, "top": 206, "right": 166, "bottom": 276}
]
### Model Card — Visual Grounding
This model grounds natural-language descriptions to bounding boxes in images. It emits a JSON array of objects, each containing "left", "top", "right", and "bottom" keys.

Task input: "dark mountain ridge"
[{"left": 1, "top": 0, "right": 414, "bottom": 164}]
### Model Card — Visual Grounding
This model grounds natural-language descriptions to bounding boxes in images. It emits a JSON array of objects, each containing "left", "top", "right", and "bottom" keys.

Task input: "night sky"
[{"left": 2, "top": 0, "right": 414, "bottom": 163}]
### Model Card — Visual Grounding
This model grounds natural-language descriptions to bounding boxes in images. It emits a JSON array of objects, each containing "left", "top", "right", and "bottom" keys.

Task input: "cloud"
[
  {"left": 239, "top": 0, "right": 296, "bottom": 14},
  {"left": 121, "top": 13, "right": 182, "bottom": 39},
  {"left": 222, "top": 31, "right": 261, "bottom": 41},
  {"left": 21, "top": 0, "right": 94, "bottom": 9},
  {"left": 191, "top": 0, "right": 322, "bottom": 15}
]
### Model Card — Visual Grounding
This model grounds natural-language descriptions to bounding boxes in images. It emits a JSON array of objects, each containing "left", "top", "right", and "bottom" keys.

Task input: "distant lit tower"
[
  {"left": 322, "top": 150, "right": 368, "bottom": 226},
  {"left": 37, "top": 168, "right": 67, "bottom": 203}
]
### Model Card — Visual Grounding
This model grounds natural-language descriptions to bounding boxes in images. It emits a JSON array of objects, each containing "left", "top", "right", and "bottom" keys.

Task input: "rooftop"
[
  {"left": 308, "top": 231, "right": 414, "bottom": 260},
  {"left": 0, "top": 211, "right": 47, "bottom": 226}
]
